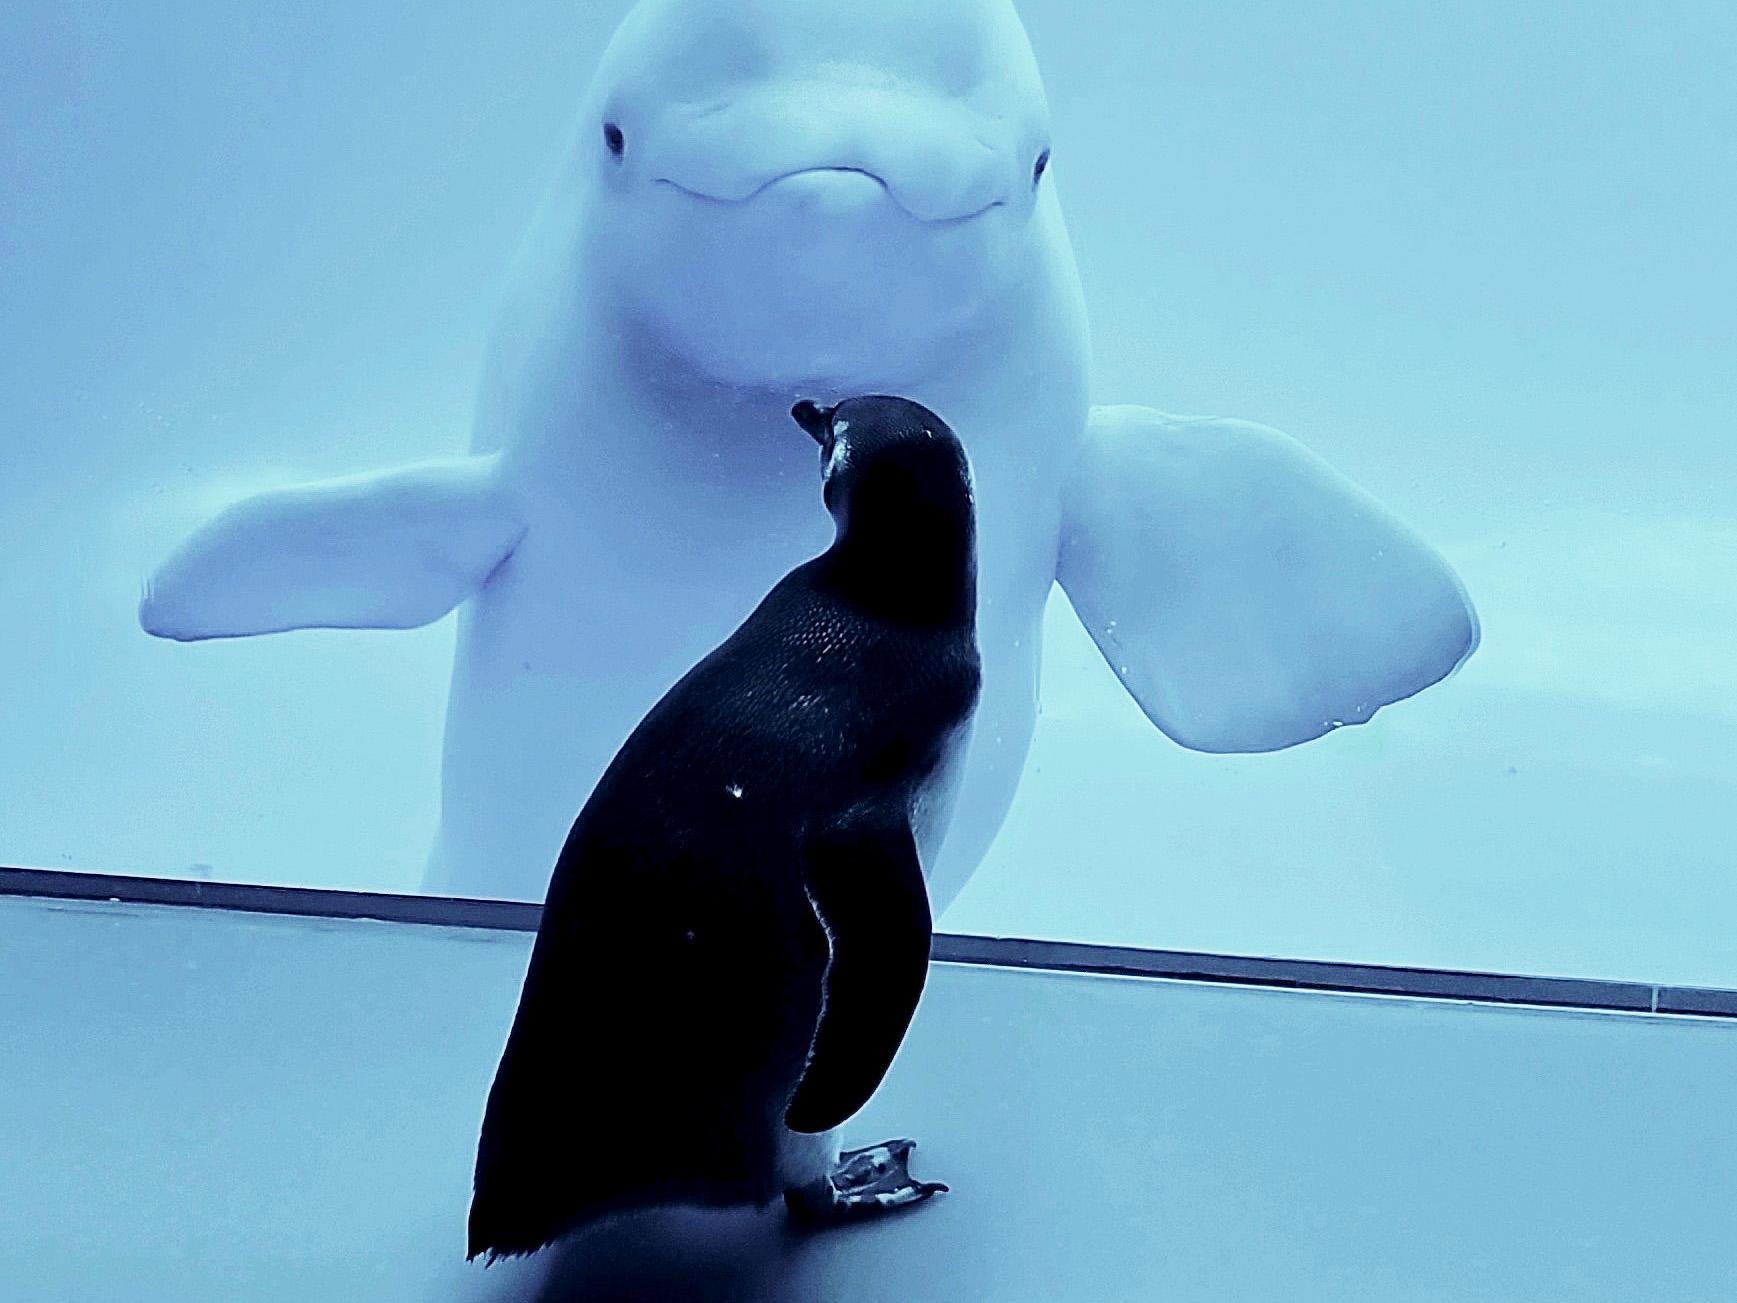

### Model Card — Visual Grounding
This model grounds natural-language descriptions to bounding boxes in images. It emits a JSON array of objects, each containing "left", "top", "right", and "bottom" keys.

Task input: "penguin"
[{"left": 467, "top": 395, "right": 980, "bottom": 1262}]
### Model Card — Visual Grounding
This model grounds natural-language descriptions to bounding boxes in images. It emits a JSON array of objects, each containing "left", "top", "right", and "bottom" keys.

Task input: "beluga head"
[{"left": 577, "top": 0, "right": 1054, "bottom": 389}]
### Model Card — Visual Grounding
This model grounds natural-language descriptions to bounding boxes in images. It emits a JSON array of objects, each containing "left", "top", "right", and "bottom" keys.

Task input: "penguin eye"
[
  {"left": 603, "top": 121, "right": 626, "bottom": 158},
  {"left": 1033, "top": 149, "right": 1050, "bottom": 186}
]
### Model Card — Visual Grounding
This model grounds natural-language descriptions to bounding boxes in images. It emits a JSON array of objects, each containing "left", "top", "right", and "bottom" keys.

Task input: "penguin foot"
[{"left": 784, "top": 1138, "right": 947, "bottom": 1226}]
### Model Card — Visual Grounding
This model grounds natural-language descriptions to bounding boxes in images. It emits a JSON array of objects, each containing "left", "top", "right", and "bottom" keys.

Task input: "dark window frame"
[{"left": 4, "top": 865, "right": 1732, "bottom": 1018}]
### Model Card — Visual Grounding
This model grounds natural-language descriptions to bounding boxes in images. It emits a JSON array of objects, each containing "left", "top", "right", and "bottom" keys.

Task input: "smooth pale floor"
[{"left": 0, "top": 896, "right": 1732, "bottom": 1303}]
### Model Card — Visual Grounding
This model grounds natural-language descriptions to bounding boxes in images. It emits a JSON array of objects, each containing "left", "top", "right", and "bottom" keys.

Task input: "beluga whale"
[{"left": 139, "top": 0, "right": 1479, "bottom": 911}]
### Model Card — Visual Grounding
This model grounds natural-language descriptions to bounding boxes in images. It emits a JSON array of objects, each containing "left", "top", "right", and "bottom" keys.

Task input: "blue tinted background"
[{"left": 2, "top": 1, "right": 1733, "bottom": 982}]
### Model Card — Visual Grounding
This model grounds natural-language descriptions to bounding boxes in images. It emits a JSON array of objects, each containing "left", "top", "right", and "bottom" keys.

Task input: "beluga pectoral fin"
[
  {"left": 1057, "top": 405, "right": 1479, "bottom": 753},
  {"left": 139, "top": 454, "right": 525, "bottom": 641}
]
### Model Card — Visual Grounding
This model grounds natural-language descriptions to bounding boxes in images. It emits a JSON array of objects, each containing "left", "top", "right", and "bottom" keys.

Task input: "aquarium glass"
[{"left": 3, "top": 0, "right": 1733, "bottom": 986}]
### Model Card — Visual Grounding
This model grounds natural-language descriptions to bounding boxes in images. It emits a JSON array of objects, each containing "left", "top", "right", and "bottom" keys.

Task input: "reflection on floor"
[{"left": 1, "top": 895, "right": 1733, "bottom": 1302}]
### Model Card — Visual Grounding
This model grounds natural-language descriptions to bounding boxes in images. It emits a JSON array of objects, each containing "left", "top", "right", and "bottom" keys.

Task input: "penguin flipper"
[
  {"left": 1057, "top": 405, "right": 1480, "bottom": 753},
  {"left": 784, "top": 819, "right": 931, "bottom": 1136},
  {"left": 139, "top": 453, "right": 524, "bottom": 641}
]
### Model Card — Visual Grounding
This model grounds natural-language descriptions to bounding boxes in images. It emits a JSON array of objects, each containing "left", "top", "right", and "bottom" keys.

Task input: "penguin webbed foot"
[{"left": 783, "top": 1138, "right": 948, "bottom": 1226}]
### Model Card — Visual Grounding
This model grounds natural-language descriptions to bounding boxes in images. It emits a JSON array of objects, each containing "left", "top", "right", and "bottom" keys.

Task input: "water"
[{"left": 2, "top": 0, "right": 1734, "bottom": 985}]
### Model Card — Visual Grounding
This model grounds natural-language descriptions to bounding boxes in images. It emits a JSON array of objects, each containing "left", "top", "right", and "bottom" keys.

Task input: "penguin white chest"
[{"left": 909, "top": 717, "right": 976, "bottom": 876}]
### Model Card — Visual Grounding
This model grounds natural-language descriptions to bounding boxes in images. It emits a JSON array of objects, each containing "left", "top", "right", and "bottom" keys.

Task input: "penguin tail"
[
  {"left": 466, "top": 1178, "right": 565, "bottom": 1264},
  {"left": 466, "top": 1155, "right": 787, "bottom": 1263}
]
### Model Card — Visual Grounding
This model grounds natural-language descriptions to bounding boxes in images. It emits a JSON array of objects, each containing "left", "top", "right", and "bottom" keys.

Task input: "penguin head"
[
  {"left": 791, "top": 396, "right": 976, "bottom": 625},
  {"left": 790, "top": 396, "right": 972, "bottom": 530}
]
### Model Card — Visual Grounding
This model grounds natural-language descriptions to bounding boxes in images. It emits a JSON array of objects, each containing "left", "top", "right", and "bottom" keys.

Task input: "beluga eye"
[
  {"left": 603, "top": 121, "right": 625, "bottom": 158},
  {"left": 1033, "top": 148, "right": 1050, "bottom": 185}
]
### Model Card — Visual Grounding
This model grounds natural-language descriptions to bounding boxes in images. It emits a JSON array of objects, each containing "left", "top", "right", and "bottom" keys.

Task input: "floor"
[{"left": 0, "top": 894, "right": 1732, "bottom": 1302}]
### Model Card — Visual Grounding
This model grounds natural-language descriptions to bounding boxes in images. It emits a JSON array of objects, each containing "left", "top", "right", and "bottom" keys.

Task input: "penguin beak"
[{"left": 791, "top": 400, "right": 835, "bottom": 446}]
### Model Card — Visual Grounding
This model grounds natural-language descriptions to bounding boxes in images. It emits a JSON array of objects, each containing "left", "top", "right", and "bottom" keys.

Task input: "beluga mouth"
[
  {"left": 658, "top": 165, "right": 1002, "bottom": 224},
  {"left": 662, "top": 165, "right": 890, "bottom": 197},
  {"left": 641, "top": 81, "right": 1019, "bottom": 225}
]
